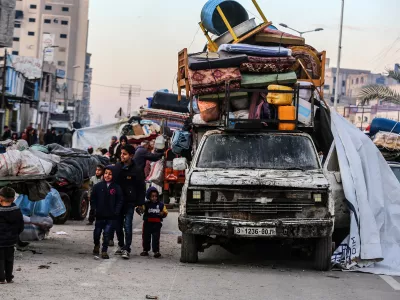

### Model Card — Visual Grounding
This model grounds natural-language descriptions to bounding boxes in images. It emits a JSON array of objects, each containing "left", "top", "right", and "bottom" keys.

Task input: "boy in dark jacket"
[
  {"left": 113, "top": 144, "right": 146, "bottom": 259},
  {"left": 139, "top": 187, "right": 168, "bottom": 258},
  {"left": 91, "top": 166, "right": 123, "bottom": 259},
  {"left": 0, "top": 187, "right": 24, "bottom": 284}
]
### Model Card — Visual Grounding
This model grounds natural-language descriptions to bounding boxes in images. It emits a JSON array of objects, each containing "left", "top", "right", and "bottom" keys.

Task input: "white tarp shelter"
[
  {"left": 331, "top": 112, "right": 400, "bottom": 276},
  {"left": 72, "top": 121, "right": 126, "bottom": 151}
]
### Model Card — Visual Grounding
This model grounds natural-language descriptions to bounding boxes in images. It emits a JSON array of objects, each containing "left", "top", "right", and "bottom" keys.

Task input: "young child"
[
  {"left": 87, "top": 164, "right": 105, "bottom": 226},
  {"left": 0, "top": 187, "right": 24, "bottom": 284},
  {"left": 91, "top": 166, "right": 123, "bottom": 259},
  {"left": 139, "top": 187, "right": 168, "bottom": 258}
]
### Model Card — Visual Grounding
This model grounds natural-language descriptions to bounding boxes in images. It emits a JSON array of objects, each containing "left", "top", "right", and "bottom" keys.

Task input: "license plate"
[{"left": 234, "top": 227, "right": 276, "bottom": 236}]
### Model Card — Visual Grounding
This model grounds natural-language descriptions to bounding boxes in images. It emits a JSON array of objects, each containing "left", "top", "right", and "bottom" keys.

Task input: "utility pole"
[
  {"left": 46, "top": 73, "right": 56, "bottom": 130},
  {"left": 120, "top": 84, "right": 141, "bottom": 117},
  {"left": 334, "top": 0, "right": 345, "bottom": 111},
  {"left": 1, "top": 48, "right": 7, "bottom": 110}
]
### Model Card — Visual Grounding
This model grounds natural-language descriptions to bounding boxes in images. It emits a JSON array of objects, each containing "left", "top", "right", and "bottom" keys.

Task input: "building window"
[
  {"left": 62, "top": 7, "right": 69, "bottom": 12},
  {"left": 60, "top": 34, "right": 68, "bottom": 39},
  {"left": 61, "top": 20, "right": 69, "bottom": 25},
  {"left": 333, "top": 77, "right": 336, "bottom": 84},
  {"left": 324, "top": 85, "right": 330, "bottom": 90},
  {"left": 361, "top": 77, "right": 364, "bottom": 84},
  {"left": 45, "top": 5, "right": 52, "bottom": 10},
  {"left": 29, "top": 18, "right": 36, "bottom": 22},
  {"left": 351, "top": 79, "right": 354, "bottom": 84},
  {"left": 44, "top": 19, "right": 51, "bottom": 24},
  {"left": 30, "top": 4, "right": 37, "bottom": 9},
  {"left": 356, "top": 78, "right": 359, "bottom": 84},
  {"left": 58, "top": 61, "right": 66, "bottom": 67},
  {"left": 342, "top": 80, "right": 346, "bottom": 87},
  {"left": 12, "top": 51, "right": 19, "bottom": 55},
  {"left": 332, "top": 88, "right": 336, "bottom": 96},
  {"left": 59, "top": 47, "right": 66, "bottom": 52},
  {"left": 13, "top": 37, "right": 20, "bottom": 42},
  {"left": 14, "top": 23, "right": 21, "bottom": 28},
  {"left": 28, "top": 31, "right": 35, "bottom": 36}
]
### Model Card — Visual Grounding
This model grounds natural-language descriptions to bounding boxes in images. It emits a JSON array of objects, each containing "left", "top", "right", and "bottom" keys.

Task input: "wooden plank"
[{"left": 234, "top": 22, "right": 271, "bottom": 44}]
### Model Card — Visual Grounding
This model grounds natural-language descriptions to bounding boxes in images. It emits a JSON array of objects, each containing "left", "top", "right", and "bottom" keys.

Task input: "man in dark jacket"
[
  {"left": 134, "top": 141, "right": 163, "bottom": 175},
  {"left": 91, "top": 165, "right": 123, "bottom": 259},
  {"left": 0, "top": 187, "right": 24, "bottom": 283},
  {"left": 113, "top": 144, "right": 146, "bottom": 259}
]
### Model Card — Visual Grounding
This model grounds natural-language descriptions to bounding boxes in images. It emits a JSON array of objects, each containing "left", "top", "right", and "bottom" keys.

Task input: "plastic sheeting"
[
  {"left": 72, "top": 121, "right": 126, "bottom": 151},
  {"left": 330, "top": 112, "right": 400, "bottom": 276}
]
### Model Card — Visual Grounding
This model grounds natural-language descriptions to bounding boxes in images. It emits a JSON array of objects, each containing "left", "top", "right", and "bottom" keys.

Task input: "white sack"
[
  {"left": 0, "top": 150, "right": 22, "bottom": 176},
  {"left": 173, "top": 158, "right": 188, "bottom": 171},
  {"left": 18, "top": 150, "right": 53, "bottom": 176}
]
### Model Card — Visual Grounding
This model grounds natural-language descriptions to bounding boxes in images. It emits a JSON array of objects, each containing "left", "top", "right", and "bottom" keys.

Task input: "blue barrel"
[
  {"left": 201, "top": 0, "right": 249, "bottom": 36},
  {"left": 370, "top": 118, "right": 400, "bottom": 136}
]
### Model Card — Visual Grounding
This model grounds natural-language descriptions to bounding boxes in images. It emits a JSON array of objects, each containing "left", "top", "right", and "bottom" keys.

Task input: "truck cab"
[{"left": 179, "top": 129, "right": 334, "bottom": 270}]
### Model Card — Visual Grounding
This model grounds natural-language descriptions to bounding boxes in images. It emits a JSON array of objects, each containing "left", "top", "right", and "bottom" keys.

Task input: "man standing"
[
  {"left": 114, "top": 144, "right": 145, "bottom": 259},
  {"left": 134, "top": 141, "right": 163, "bottom": 175},
  {"left": 109, "top": 136, "right": 119, "bottom": 163},
  {"left": 1, "top": 126, "right": 11, "bottom": 141},
  {"left": 62, "top": 129, "right": 73, "bottom": 148}
]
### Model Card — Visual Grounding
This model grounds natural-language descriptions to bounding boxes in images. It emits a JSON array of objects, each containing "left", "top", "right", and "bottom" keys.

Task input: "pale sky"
[{"left": 87, "top": 0, "right": 400, "bottom": 124}]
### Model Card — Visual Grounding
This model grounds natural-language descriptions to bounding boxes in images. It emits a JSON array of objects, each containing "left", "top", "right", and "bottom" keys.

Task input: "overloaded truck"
[{"left": 175, "top": 0, "right": 344, "bottom": 270}]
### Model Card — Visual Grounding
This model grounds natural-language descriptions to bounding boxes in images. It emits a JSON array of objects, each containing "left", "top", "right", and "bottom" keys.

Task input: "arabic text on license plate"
[{"left": 234, "top": 227, "right": 276, "bottom": 236}]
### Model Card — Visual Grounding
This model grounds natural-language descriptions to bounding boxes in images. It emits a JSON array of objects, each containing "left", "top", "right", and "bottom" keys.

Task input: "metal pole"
[
  {"left": 127, "top": 85, "right": 132, "bottom": 116},
  {"left": 1, "top": 48, "right": 7, "bottom": 109},
  {"left": 35, "top": 47, "right": 47, "bottom": 127},
  {"left": 334, "top": 0, "right": 344, "bottom": 111},
  {"left": 361, "top": 106, "right": 364, "bottom": 131}
]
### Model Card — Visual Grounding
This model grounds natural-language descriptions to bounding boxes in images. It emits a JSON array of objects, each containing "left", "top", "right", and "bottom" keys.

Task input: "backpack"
[{"left": 171, "top": 131, "right": 191, "bottom": 155}]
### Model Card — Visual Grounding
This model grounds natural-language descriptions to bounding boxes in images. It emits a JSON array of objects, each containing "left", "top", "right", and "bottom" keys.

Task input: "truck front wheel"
[
  {"left": 51, "top": 193, "right": 71, "bottom": 225},
  {"left": 180, "top": 233, "right": 198, "bottom": 263},
  {"left": 314, "top": 235, "right": 333, "bottom": 271}
]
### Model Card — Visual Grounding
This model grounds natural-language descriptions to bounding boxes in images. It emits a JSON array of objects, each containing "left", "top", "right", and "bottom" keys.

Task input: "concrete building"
[
  {"left": 346, "top": 73, "right": 398, "bottom": 100},
  {"left": 324, "top": 58, "right": 370, "bottom": 106},
  {"left": 12, "top": 0, "right": 89, "bottom": 121}
]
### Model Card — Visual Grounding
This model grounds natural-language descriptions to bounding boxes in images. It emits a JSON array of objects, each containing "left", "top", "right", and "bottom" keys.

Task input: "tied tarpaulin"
[{"left": 330, "top": 112, "right": 400, "bottom": 276}]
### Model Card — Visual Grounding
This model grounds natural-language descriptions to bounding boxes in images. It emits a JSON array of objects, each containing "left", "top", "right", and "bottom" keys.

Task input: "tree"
[{"left": 358, "top": 70, "right": 400, "bottom": 105}]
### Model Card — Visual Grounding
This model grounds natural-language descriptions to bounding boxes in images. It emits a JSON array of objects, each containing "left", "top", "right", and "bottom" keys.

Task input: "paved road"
[{"left": 3, "top": 212, "right": 400, "bottom": 300}]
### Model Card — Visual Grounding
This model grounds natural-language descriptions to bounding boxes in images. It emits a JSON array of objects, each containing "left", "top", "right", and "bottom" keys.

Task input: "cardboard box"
[{"left": 132, "top": 124, "right": 144, "bottom": 136}]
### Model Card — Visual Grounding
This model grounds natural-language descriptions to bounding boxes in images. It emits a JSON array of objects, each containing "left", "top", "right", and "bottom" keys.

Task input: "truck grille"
[{"left": 186, "top": 188, "right": 327, "bottom": 220}]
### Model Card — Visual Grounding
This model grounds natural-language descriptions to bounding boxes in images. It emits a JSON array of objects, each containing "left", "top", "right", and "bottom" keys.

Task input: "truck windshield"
[
  {"left": 197, "top": 134, "right": 320, "bottom": 170},
  {"left": 391, "top": 166, "right": 400, "bottom": 182}
]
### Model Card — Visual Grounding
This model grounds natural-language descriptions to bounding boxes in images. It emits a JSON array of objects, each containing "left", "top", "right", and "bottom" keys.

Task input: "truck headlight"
[
  {"left": 313, "top": 193, "right": 322, "bottom": 203},
  {"left": 192, "top": 191, "right": 202, "bottom": 200}
]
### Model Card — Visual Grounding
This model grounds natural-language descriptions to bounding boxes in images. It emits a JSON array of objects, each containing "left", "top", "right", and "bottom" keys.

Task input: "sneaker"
[
  {"left": 108, "top": 240, "right": 114, "bottom": 247},
  {"left": 114, "top": 247, "right": 123, "bottom": 255},
  {"left": 121, "top": 250, "right": 130, "bottom": 259},
  {"left": 93, "top": 245, "right": 100, "bottom": 256},
  {"left": 140, "top": 251, "right": 149, "bottom": 257},
  {"left": 101, "top": 252, "right": 109, "bottom": 259},
  {"left": 0, "top": 281, "right": 5, "bottom": 284},
  {"left": 154, "top": 252, "right": 161, "bottom": 258}
]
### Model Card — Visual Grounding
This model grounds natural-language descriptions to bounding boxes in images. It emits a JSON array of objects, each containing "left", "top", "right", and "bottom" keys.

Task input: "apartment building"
[{"left": 12, "top": 0, "right": 89, "bottom": 110}]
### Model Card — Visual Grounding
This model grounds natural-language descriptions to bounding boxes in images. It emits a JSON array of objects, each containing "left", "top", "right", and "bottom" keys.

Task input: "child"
[
  {"left": 91, "top": 166, "right": 123, "bottom": 259},
  {"left": 0, "top": 187, "right": 24, "bottom": 284},
  {"left": 139, "top": 187, "right": 168, "bottom": 258},
  {"left": 87, "top": 164, "right": 105, "bottom": 226}
]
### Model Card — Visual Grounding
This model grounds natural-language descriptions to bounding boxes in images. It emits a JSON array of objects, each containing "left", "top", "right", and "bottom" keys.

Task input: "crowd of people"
[
  {"left": 1, "top": 124, "right": 73, "bottom": 147},
  {"left": 87, "top": 136, "right": 165, "bottom": 260}
]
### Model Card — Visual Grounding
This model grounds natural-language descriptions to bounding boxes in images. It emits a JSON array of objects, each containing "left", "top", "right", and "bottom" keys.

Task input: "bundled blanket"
[{"left": 240, "top": 56, "right": 296, "bottom": 73}]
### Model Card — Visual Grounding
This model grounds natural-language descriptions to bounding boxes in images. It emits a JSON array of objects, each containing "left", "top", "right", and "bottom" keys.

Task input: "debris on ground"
[{"left": 38, "top": 265, "right": 50, "bottom": 269}]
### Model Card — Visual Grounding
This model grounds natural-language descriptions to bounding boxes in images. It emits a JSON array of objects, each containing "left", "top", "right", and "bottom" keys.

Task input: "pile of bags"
[{"left": 0, "top": 150, "right": 53, "bottom": 177}]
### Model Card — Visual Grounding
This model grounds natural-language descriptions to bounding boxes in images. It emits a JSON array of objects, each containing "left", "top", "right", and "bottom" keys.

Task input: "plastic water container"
[
  {"left": 278, "top": 106, "right": 296, "bottom": 130},
  {"left": 267, "top": 85, "right": 293, "bottom": 105},
  {"left": 154, "top": 135, "right": 166, "bottom": 150},
  {"left": 201, "top": 0, "right": 249, "bottom": 35}
]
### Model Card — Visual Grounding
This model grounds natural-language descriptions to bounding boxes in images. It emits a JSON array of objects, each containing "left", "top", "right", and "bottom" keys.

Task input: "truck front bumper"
[{"left": 178, "top": 216, "right": 333, "bottom": 238}]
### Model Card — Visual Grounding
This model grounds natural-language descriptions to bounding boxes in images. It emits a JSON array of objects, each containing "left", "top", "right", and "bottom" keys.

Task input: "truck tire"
[
  {"left": 180, "top": 233, "right": 198, "bottom": 263},
  {"left": 163, "top": 190, "right": 170, "bottom": 204},
  {"left": 72, "top": 190, "right": 89, "bottom": 220},
  {"left": 51, "top": 193, "right": 71, "bottom": 225},
  {"left": 314, "top": 236, "right": 333, "bottom": 271}
]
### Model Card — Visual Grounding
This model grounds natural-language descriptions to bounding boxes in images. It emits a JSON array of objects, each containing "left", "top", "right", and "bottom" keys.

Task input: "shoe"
[
  {"left": 0, "top": 281, "right": 5, "bottom": 284},
  {"left": 101, "top": 252, "right": 109, "bottom": 259},
  {"left": 18, "top": 240, "right": 30, "bottom": 247},
  {"left": 140, "top": 251, "right": 149, "bottom": 257},
  {"left": 93, "top": 245, "right": 100, "bottom": 256},
  {"left": 6, "top": 280, "right": 14, "bottom": 284},
  {"left": 154, "top": 252, "right": 161, "bottom": 258},
  {"left": 121, "top": 250, "right": 130, "bottom": 259},
  {"left": 86, "top": 222, "right": 93, "bottom": 226},
  {"left": 114, "top": 247, "right": 123, "bottom": 255},
  {"left": 109, "top": 240, "right": 114, "bottom": 247}
]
